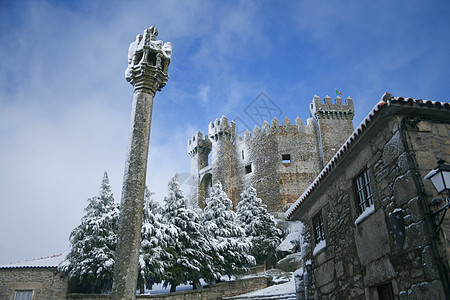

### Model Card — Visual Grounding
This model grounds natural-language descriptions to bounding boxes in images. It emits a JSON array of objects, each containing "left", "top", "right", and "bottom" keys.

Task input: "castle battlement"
[
  {"left": 187, "top": 131, "right": 212, "bottom": 158},
  {"left": 310, "top": 95, "right": 354, "bottom": 120},
  {"left": 208, "top": 115, "right": 236, "bottom": 141},
  {"left": 234, "top": 116, "right": 315, "bottom": 144},
  {"left": 188, "top": 94, "right": 356, "bottom": 212}
]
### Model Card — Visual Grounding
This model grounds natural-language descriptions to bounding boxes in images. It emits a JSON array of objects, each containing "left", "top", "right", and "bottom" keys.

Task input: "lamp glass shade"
[{"left": 425, "top": 168, "right": 450, "bottom": 194}]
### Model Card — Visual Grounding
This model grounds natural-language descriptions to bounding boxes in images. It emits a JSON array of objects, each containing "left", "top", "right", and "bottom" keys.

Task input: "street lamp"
[{"left": 424, "top": 159, "right": 450, "bottom": 234}]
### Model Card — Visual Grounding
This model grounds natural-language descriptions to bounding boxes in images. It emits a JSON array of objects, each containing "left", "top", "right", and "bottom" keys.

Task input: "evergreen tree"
[
  {"left": 236, "top": 185, "right": 282, "bottom": 264},
  {"left": 61, "top": 172, "right": 120, "bottom": 293},
  {"left": 204, "top": 181, "right": 255, "bottom": 278},
  {"left": 139, "top": 187, "right": 170, "bottom": 293},
  {"left": 160, "top": 174, "right": 216, "bottom": 292}
]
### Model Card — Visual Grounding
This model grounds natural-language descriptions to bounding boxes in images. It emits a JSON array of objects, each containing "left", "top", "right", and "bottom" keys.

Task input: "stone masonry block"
[
  {"left": 354, "top": 209, "right": 390, "bottom": 265},
  {"left": 407, "top": 280, "right": 445, "bottom": 300},
  {"left": 407, "top": 197, "right": 423, "bottom": 223},
  {"left": 436, "top": 123, "right": 448, "bottom": 137},
  {"left": 363, "top": 257, "right": 396, "bottom": 287},
  {"left": 314, "top": 259, "right": 335, "bottom": 287},
  {"left": 382, "top": 131, "right": 405, "bottom": 166},
  {"left": 422, "top": 246, "right": 437, "bottom": 281},
  {"left": 397, "top": 152, "right": 410, "bottom": 174},
  {"left": 393, "top": 171, "right": 417, "bottom": 206},
  {"left": 404, "top": 221, "right": 428, "bottom": 251}
]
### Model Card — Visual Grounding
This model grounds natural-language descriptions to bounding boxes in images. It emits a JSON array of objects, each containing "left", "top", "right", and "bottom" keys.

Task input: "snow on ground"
[
  {"left": 148, "top": 271, "right": 293, "bottom": 296},
  {"left": 228, "top": 277, "right": 295, "bottom": 298},
  {"left": 276, "top": 221, "right": 303, "bottom": 253},
  {"left": 148, "top": 282, "right": 200, "bottom": 294},
  {"left": 242, "top": 269, "right": 292, "bottom": 284}
]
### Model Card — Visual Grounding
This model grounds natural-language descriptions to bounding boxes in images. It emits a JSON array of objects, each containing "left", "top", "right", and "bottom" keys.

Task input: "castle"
[{"left": 187, "top": 94, "right": 355, "bottom": 211}]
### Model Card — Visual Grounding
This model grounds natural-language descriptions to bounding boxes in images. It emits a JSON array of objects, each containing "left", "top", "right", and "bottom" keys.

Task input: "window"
[
  {"left": 354, "top": 169, "right": 374, "bottom": 215},
  {"left": 377, "top": 282, "right": 394, "bottom": 300},
  {"left": 313, "top": 211, "right": 325, "bottom": 245},
  {"left": 282, "top": 154, "right": 291, "bottom": 164},
  {"left": 245, "top": 164, "right": 252, "bottom": 174},
  {"left": 242, "top": 150, "right": 245, "bottom": 160},
  {"left": 14, "top": 290, "right": 33, "bottom": 300},
  {"left": 312, "top": 211, "right": 326, "bottom": 255}
]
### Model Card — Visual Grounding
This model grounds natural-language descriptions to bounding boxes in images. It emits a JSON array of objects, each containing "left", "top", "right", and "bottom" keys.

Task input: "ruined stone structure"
[
  {"left": 112, "top": 26, "right": 171, "bottom": 300},
  {"left": 287, "top": 95, "right": 450, "bottom": 299},
  {"left": 188, "top": 95, "right": 355, "bottom": 211}
]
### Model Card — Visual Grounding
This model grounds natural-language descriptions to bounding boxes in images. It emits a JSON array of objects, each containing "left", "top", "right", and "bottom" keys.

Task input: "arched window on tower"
[{"left": 199, "top": 173, "right": 212, "bottom": 209}]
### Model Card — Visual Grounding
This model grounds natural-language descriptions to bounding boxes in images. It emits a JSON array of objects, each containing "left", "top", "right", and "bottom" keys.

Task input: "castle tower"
[
  {"left": 187, "top": 131, "right": 211, "bottom": 208},
  {"left": 187, "top": 95, "right": 355, "bottom": 212},
  {"left": 309, "top": 95, "right": 355, "bottom": 167},
  {"left": 112, "top": 26, "right": 171, "bottom": 300},
  {"left": 208, "top": 115, "right": 239, "bottom": 207}
]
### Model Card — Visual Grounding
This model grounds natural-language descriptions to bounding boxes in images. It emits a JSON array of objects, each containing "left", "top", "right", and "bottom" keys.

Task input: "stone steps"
[{"left": 223, "top": 292, "right": 297, "bottom": 300}]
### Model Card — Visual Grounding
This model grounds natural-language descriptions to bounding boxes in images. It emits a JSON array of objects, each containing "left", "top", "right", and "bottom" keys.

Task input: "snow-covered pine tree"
[
  {"left": 139, "top": 186, "right": 170, "bottom": 293},
  {"left": 236, "top": 185, "right": 282, "bottom": 264},
  {"left": 160, "top": 174, "right": 215, "bottom": 292},
  {"left": 60, "top": 172, "right": 120, "bottom": 293},
  {"left": 204, "top": 181, "right": 255, "bottom": 278}
]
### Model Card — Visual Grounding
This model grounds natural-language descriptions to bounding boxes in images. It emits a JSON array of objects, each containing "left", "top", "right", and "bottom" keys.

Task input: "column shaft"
[{"left": 112, "top": 91, "right": 154, "bottom": 300}]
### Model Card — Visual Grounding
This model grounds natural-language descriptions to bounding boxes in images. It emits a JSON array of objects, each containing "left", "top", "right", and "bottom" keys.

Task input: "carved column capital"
[{"left": 125, "top": 25, "right": 172, "bottom": 94}]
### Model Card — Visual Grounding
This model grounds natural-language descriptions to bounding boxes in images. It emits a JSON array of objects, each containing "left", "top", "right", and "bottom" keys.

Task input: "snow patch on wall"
[
  {"left": 313, "top": 240, "right": 326, "bottom": 256},
  {"left": 354, "top": 204, "right": 375, "bottom": 225}
]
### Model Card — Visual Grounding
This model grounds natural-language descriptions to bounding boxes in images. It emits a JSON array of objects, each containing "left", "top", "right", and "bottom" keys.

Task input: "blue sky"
[{"left": 0, "top": 0, "right": 449, "bottom": 264}]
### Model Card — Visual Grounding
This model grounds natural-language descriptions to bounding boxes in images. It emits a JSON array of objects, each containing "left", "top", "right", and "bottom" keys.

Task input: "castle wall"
[
  {"left": 229, "top": 116, "right": 322, "bottom": 212},
  {"left": 310, "top": 95, "right": 354, "bottom": 166},
  {"left": 236, "top": 122, "right": 280, "bottom": 210},
  {"left": 188, "top": 95, "right": 355, "bottom": 212},
  {"left": 275, "top": 117, "right": 321, "bottom": 210},
  {"left": 187, "top": 131, "right": 211, "bottom": 208},
  {"left": 208, "top": 116, "right": 238, "bottom": 205}
]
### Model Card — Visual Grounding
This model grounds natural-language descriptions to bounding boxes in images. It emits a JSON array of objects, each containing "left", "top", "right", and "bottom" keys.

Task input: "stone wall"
[
  {"left": 66, "top": 276, "right": 271, "bottom": 300},
  {"left": 234, "top": 116, "right": 321, "bottom": 211},
  {"left": 295, "top": 116, "right": 449, "bottom": 299},
  {"left": 188, "top": 95, "right": 352, "bottom": 212},
  {"left": 0, "top": 267, "right": 68, "bottom": 300},
  {"left": 309, "top": 95, "right": 354, "bottom": 166}
]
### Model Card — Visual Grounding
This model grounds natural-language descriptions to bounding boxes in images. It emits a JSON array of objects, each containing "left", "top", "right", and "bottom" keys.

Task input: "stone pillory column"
[{"left": 112, "top": 26, "right": 171, "bottom": 300}]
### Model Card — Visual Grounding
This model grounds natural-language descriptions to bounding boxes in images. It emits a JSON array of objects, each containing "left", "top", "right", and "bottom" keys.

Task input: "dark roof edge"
[{"left": 0, "top": 266, "right": 58, "bottom": 270}]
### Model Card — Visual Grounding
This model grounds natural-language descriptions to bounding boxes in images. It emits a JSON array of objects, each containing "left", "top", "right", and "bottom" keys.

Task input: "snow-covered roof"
[
  {"left": 286, "top": 94, "right": 450, "bottom": 220},
  {"left": 0, "top": 253, "right": 66, "bottom": 269}
]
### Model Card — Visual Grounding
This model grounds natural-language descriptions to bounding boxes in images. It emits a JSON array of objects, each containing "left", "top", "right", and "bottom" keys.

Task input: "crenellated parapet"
[
  {"left": 309, "top": 95, "right": 354, "bottom": 120},
  {"left": 187, "top": 131, "right": 212, "bottom": 158},
  {"left": 235, "top": 116, "right": 315, "bottom": 145},
  {"left": 208, "top": 115, "right": 236, "bottom": 142}
]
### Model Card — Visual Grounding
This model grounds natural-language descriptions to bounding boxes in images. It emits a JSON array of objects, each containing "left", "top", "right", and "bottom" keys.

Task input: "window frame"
[
  {"left": 14, "top": 290, "right": 33, "bottom": 300},
  {"left": 245, "top": 164, "right": 252, "bottom": 174},
  {"left": 377, "top": 282, "right": 394, "bottom": 300},
  {"left": 353, "top": 168, "right": 374, "bottom": 216},
  {"left": 282, "top": 154, "right": 291, "bottom": 164},
  {"left": 312, "top": 210, "right": 325, "bottom": 245}
]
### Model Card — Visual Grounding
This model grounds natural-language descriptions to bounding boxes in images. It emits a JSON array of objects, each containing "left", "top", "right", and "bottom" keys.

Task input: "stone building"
[
  {"left": 0, "top": 253, "right": 68, "bottom": 300},
  {"left": 187, "top": 95, "right": 355, "bottom": 211},
  {"left": 286, "top": 95, "right": 450, "bottom": 299}
]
